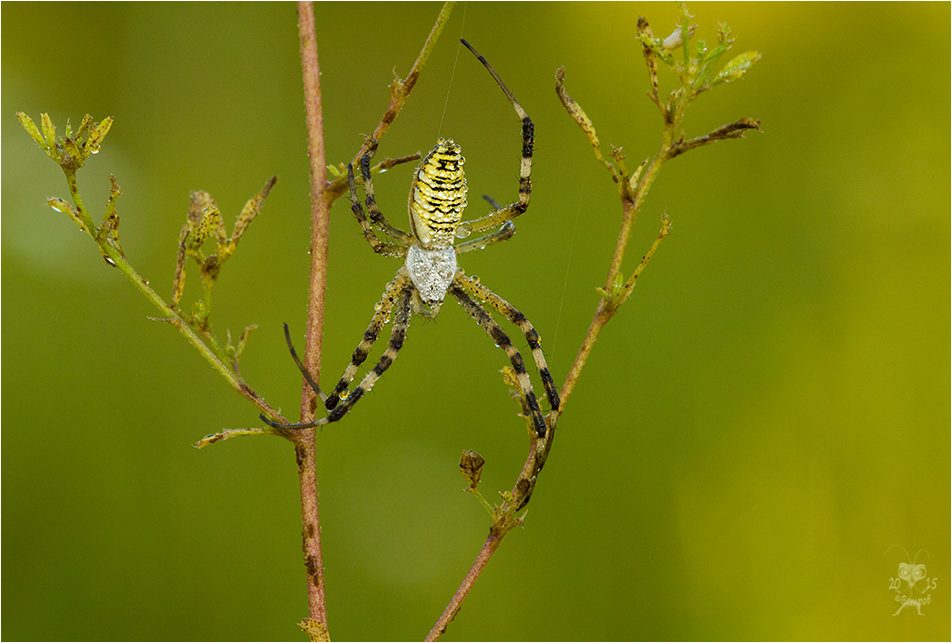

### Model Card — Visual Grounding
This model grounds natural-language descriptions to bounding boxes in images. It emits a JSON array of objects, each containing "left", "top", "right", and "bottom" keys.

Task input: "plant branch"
[
  {"left": 429, "top": 11, "right": 760, "bottom": 637},
  {"left": 39, "top": 157, "right": 288, "bottom": 426},
  {"left": 426, "top": 531, "right": 503, "bottom": 641},
  {"left": 294, "top": 2, "right": 330, "bottom": 640},
  {"left": 325, "top": 1, "right": 455, "bottom": 199}
]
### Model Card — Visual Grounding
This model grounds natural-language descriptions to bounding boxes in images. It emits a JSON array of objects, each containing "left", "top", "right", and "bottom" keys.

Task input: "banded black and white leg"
[
  {"left": 347, "top": 162, "right": 409, "bottom": 257},
  {"left": 459, "top": 39, "right": 534, "bottom": 235},
  {"left": 262, "top": 273, "right": 414, "bottom": 430},
  {"left": 448, "top": 280, "right": 550, "bottom": 438},
  {"left": 454, "top": 272, "right": 560, "bottom": 415},
  {"left": 322, "top": 271, "right": 413, "bottom": 410},
  {"left": 355, "top": 143, "right": 414, "bottom": 246}
]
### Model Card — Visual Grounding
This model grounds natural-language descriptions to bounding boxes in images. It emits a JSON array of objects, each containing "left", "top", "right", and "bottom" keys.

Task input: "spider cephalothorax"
[{"left": 263, "top": 40, "right": 558, "bottom": 437}]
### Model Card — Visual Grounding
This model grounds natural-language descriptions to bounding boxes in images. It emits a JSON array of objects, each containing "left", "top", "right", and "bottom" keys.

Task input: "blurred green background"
[{"left": 3, "top": 2, "right": 948, "bottom": 640}]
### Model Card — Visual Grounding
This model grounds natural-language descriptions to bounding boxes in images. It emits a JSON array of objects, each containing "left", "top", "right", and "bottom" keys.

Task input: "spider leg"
[
  {"left": 455, "top": 195, "right": 515, "bottom": 255},
  {"left": 455, "top": 272, "right": 560, "bottom": 413},
  {"left": 261, "top": 280, "right": 414, "bottom": 431},
  {"left": 324, "top": 271, "right": 410, "bottom": 410},
  {"left": 324, "top": 283, "right": 414, "bottom": 422},
  {"left": 449, "top": 280, "right": 548, "bottom": 438},
  {"left": 282, "top": 322, "right": 327, "bottom": 402},
  {"left": 459, "top": 39, "right": 534, "bottom": 235},
  {"left": 348, "top": 163, "right": 408, "bottom": 257},
  {"left": 358, "top": 151, "right": 413, "bottom": 244},
  {"left": 454, "top": 220, "right": 515, "bottom": 255},
  {"left": 482, "top": 194, "right": 504, "bottom": 210}
]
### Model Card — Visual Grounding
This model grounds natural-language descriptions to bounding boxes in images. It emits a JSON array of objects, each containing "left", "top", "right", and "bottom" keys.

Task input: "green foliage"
[
  {"left": 17, "top": 112, "right": 113, "bottom": 171},
  {"left": 17, "top": 110, "right": 287, "bottom": 429},
  {"left": 172, "top": 178, "right": 276, "bottom": 367},
  {"left": 557, "top": 5, "right": 759, "bottom": 323}
]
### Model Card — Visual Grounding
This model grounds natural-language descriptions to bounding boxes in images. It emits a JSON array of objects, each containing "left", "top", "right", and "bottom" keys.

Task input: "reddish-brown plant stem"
[
  {"left": 426, "top": 531, "right": 503, "bottom": 641},
  {"left": 295, "top": 2, "right": 330, "bottom": 640},
  {"left": 426, "top": 79, "right": 678, "bottom": 643},
  {"left": 559, "top": 150, "right": 668, "bottom": 414}
]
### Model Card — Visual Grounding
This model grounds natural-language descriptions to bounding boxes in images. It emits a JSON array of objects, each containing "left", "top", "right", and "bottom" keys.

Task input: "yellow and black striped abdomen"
[{"left": 408, "top": 138, "right": 468, "bottom": 249}]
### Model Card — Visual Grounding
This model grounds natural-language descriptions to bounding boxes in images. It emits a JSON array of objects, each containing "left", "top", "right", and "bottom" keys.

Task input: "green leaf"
[
  {"left": 40, "top": 113, "right": 56, "bottom": 146},
  {"left": 75, "top": 114, "right": 93, "bottom": 141},
  {"left": 17, "top": 112, "right": 47, "bottom": 151},
  {"left": 637, "top": 32, "right": 674, "bottom": 66},
  {"left": 712, "top": 51, "right": 761, "bottom": 86},
  {"left": 98, "top": 175, "right": 122, "bottom": 244},
  {"left": 232, "top": 176, "right": 277, "bottom": 244},
  {"left": 83, "top": 117, "right": 113, "bottom": 156}
]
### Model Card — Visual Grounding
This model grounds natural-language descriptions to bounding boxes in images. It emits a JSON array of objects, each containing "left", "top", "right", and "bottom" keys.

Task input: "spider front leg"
[
  {"left": 460, "top": 39, "right": 534, "bottom": 235},
  {"left": 356, "top": 144, "right": 414, "bottom": 245},
  {"left": 449, "top": 280, "right": 549, "bottom": 438},
  {"left": 455, "top": 272, "right": 560, "bottom": 414},
  {"left": 348, "top": 162, "right": 409, "bottom": 257}
]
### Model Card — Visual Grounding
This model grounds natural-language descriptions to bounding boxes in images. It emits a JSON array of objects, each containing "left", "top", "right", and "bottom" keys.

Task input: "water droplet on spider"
[
  {"left": 89, "top": 148, "right": 100, "bottom": 155},
  {"left": 338, "top": 389, "right": 350, "bottom": 401},
  {"left": 470, "top": 275, "right": 480, "bottom": 283},
  {"left": 374, "top": 302, "right": 383, "bottom": 312},
  {"left": 455, "top": 222, "right": 472, "bottom": 239}
]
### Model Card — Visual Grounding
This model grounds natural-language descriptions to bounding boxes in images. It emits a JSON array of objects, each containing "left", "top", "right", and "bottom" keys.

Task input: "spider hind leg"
[
  {"left": 449, "top": 280, "right": 549, "bottom": 438},
  {"left": 455, "top": 273, "right": 560, "bottom": 413}
]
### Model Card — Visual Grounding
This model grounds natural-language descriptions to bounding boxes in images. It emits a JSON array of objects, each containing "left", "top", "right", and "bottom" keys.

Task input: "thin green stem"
[{"left": 62, "top": 171, "right": 284, "bottom": 421}]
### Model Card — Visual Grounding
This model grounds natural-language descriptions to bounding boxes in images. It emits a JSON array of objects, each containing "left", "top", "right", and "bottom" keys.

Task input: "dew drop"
[
  {"left": 339, "top": 389, "right": 350, "bottom": 401},
  {"left": 104, "top": 256, "right": 117, "bottom": 267},
  {"left": 455, "top": 222, "right": 472, "bottom": 239}
]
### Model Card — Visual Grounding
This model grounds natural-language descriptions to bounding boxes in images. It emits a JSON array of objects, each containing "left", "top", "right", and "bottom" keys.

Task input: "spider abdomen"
[
  {"left": 408, "top": 138, "right": 468, "bottom": 249},
  {"left": 405, "top": 243, "right": 457, "bottom": 310}
]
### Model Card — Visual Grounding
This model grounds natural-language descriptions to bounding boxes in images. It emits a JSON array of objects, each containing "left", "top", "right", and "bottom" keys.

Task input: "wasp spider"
[{"left": 263, "top": 40, "right": 559, "bottom": 437}]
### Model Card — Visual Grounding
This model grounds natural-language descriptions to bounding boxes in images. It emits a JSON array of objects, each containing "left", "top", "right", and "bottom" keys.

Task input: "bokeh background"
[{"left": 3, "top": 3, "right": 948, "bottom": 640}]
